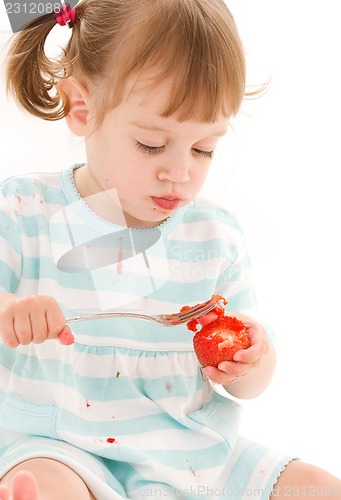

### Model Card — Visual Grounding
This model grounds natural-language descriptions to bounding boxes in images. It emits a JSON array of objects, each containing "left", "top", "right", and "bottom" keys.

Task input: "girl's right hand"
[{"left": 0, "top": 293, "right": 74, "bottom": 348}]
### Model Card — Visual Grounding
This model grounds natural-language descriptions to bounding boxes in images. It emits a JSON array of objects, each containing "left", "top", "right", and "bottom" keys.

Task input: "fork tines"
[
  {"left": 177, "top": 300, "right": 214, "bottom": 320},
  {"left": 164, "top": 299, "right": 216, "bottom": 324}
]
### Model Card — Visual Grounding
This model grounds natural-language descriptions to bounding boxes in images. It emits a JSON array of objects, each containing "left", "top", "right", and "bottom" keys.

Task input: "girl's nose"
[{"left": 157, "top": 156, "right": 191, "bottom": 183}]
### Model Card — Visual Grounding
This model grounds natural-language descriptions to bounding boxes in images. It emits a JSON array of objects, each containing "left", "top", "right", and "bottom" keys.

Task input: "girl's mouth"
[{"left": 151, "top": 196, "right": 182, "bottom": 211}]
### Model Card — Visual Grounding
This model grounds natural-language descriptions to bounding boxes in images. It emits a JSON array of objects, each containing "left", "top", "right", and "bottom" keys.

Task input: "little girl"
[{"left": 0, "top": 1, "right": 340, "bottom": 498}]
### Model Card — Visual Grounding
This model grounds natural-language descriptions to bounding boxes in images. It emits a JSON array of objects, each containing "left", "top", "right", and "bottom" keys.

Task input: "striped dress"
[{"left": 0, "top": 165, "right": 296, "bottom": 499}]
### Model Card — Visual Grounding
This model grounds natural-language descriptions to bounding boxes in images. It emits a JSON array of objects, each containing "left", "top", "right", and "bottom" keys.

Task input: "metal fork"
[{"left": 65, "top": 299, "right": 216, "bottom": 327}]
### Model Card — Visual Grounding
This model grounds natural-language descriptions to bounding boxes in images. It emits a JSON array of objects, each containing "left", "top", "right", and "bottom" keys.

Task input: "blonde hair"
[{"left": 5, "top": 0, "right": 247, "bottom": 127}]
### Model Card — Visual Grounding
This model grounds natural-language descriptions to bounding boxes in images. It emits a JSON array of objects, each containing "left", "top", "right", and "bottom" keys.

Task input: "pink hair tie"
[{"left": 54, "top": 2, "right": 77, "bottom": 28}]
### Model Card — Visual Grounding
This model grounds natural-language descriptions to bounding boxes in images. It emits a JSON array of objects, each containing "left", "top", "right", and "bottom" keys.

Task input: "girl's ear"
[{"left": 57, "top": 77, "right": 92, "bottom": 136}]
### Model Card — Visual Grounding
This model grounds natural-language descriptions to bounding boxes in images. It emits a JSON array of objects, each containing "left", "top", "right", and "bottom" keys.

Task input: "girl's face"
[{"left": 76, "top": 77, "right": 229, "bottom": 228}]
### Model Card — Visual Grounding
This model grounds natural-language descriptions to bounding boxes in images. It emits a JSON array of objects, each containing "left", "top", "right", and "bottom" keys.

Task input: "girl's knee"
[
  {"left": 1, "top": 458, "right": 95, "bottom": 499},
  {"left": 271, "top": 461, "right": 341, "bottom": 499}
]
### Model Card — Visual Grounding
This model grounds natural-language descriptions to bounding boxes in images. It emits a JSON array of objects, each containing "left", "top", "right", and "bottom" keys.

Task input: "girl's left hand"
[{"left": 202, "top": 312, "right": 269, "bottom": 385}]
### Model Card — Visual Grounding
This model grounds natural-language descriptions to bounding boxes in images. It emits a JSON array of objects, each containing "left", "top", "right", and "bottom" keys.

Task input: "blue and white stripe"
[{"left": 0, "top": 165, "right": 295, "bottom": 498}]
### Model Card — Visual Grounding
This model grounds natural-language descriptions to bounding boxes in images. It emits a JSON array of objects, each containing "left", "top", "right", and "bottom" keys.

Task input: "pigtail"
[
  {"left": 4, "top": 0, "right": 253, "bottom": 125},
  {"left": 5, "top": 14, "right": 75, "bottom": 121}
]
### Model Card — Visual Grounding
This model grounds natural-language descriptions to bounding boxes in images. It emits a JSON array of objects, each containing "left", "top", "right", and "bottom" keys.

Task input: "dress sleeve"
[
  {"left": 0, "top": 189, "right": 22, "bottom": 293},
  {"left": 216, "top": 230, "right": 257, "bottom": 315},
  {"left": 215, "top": 212, "right": 275, "bottom": 342}
]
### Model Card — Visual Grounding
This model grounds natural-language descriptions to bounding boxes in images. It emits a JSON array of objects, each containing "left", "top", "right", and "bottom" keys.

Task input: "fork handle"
[{"left": 65, "top": 312, "right": 149, "bottom": 323}]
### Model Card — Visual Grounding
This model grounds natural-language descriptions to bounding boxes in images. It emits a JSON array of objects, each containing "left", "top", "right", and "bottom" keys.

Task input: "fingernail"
[{"left": 58, "top": 327, "right": 74, "bottom": 345}]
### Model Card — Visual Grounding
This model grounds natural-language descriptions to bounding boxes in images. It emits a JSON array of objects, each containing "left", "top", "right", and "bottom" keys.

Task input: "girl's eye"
[
  {"left": 136, "top": 141, "right": 213, "bottom": 159},
  {"left": 136, "top": 141, "right": 164, "bottom": 155},
  {"left": 192, "top": 148, "right": 214, "bottom": 159}
]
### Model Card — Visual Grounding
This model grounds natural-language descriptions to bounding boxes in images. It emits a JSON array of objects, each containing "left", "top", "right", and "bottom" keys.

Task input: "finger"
[
  {"left": 12, "top": 309, "right": 32, "bottom": 346},
  {"left": 57, "top": 326, "right": 75, "bottom": 345},
  {"left": 217, "top": 360, "right": 250, "bottom": 377},
  {"left": 230, "top": 321, "right": 267, "bottom": 363},
  {"left": 247, "top": 322, "right": 266, "bottom": 343},
  {"left": 204, "top": 364, "right": 247, "bottom": 385},
  {"left": 29, "top": 311, "right": 49, "bottom": 344},
  {"left": 1, "top": 324, "right": 20, "bottom": 349},
  {"left": 44, "top": 300, "right": 67, "bottom": 340},
  {"left": 196, "top": 311, "right": 219, "bottom": 326},
  {"left": 235, "top": 331, "right": 268, "bottom": 363},
  {"left": 233, "top": 344, "right": 261, "bottom": 363},
  {"left": 204, "top": 365, "right": 231, "bottom": 384}
]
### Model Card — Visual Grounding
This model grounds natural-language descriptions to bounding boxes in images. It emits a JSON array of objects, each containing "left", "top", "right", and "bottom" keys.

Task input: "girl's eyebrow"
[{"left": 129, "top": 120, "right": 227, "bottom": 137}]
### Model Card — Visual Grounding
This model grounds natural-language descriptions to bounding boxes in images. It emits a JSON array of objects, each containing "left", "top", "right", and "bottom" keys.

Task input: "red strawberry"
[
  {"left": 183, "top": 295, "right": 250, "bottom": 367},
  {"left": 193, "top": 315, "right": 250, "bottom": 367}
]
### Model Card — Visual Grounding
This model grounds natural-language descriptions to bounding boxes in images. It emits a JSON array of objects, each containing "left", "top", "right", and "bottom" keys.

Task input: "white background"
[{"left": 0, "top": 0, "right": 340, "bottom": 478}]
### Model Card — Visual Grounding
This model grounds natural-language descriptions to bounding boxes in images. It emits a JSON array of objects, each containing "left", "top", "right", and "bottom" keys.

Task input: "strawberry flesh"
[{"left": 183, "top": 295, "right": 250, "bottom": 367}]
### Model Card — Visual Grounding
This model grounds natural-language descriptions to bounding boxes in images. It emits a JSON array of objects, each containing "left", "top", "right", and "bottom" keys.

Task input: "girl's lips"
[{"left": 151, "top": 196, "right": 182, "bottom": 211}]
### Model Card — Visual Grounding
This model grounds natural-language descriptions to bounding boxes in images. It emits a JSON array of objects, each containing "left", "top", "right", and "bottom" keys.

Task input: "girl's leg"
[
  {"left": 0, "top": 458, "right": 95, "bottom": 500},
  {"left": 270, "top": 461, "right": 341, "bottom": 499}
]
